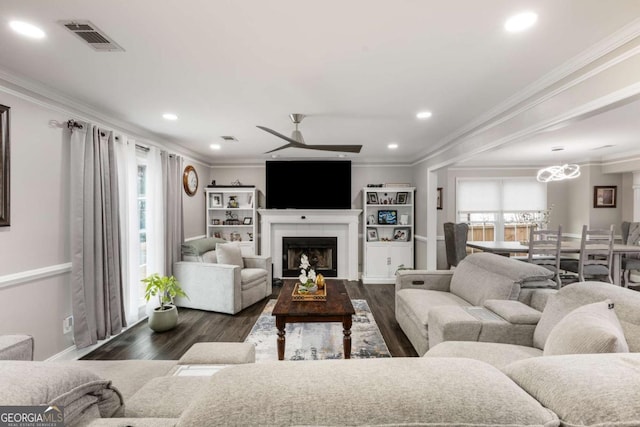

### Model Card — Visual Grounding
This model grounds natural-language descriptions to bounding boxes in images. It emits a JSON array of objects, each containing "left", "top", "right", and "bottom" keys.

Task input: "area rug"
[{"left": 245, "top": 299, "right": 391, "bottom": 362}]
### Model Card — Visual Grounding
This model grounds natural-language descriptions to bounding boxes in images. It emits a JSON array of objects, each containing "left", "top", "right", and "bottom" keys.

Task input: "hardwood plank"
[{"left": 81, "top": 281, "right": 418, "bottom": 360}]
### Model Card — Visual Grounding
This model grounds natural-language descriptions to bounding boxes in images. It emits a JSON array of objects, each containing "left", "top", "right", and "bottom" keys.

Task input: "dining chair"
[
  {"left": 526, "top": 226, "right": 562, "bottom": 288},
  {"left": 560, "top": 225, "right": 614, "bottom": 283},
  {"left": 621, "top": 221, "right": 640, "bottom": 287},
  {"left": 444, "top": 222, "right": 469, "bottom": 269}
]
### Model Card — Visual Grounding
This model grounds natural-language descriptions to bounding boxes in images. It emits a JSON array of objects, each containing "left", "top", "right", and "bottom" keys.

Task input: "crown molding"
[
  {"left": 413, "top": 18, "right": 640, "bottom": 168},
  {"left": 0, "top": 67, "right": 211, "bottom": 168}
]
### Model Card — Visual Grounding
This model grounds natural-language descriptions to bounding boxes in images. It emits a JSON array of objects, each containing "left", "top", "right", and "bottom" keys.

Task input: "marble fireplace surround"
[{"left": 258, "top": 209, "right": 362, "bottom": 280}]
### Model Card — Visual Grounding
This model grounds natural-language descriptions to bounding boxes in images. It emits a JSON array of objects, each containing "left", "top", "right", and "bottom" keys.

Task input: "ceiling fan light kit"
[
  {"left": 258, "top": 113, "right": 363, "bottom": 154},
  {"left": 536, "top": 163, "right": 581, "bottom": 183}
]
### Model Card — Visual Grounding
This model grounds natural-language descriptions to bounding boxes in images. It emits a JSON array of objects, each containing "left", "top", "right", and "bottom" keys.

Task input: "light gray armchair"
[{"left": 173, "top": 238, "right": 272, "bottom": 315}]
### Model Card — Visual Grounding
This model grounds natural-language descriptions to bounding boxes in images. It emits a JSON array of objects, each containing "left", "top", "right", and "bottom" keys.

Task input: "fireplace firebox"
[{"left": 282, "top": 237, "right": 338, "bottom": 277}]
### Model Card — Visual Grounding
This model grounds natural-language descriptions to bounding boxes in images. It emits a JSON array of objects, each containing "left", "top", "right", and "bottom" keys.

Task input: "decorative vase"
[
  {"left": 148, "top": 304, "right": 179, "bottom": 332},
  {"left": 316, "top": 273, "right": 325, "bottom": 289}
]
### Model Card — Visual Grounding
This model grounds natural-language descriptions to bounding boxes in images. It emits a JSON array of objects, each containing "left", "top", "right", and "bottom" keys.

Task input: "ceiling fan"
[{"left": 258, "top": 114, "right": 362, "bottom": 154}]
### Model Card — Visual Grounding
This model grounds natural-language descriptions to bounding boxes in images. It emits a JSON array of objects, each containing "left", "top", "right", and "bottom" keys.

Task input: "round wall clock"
[{"left": 183, "top": 165, "right": 198, "bottom": 196}]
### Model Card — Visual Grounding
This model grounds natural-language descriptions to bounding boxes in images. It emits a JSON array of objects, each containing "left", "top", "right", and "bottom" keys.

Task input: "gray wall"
[{"left": 0, "top": 92, "right": 74, "bottom": 360}]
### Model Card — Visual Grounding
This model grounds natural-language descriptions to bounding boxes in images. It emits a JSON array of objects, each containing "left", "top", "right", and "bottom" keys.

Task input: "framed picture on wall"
[
  {"left": 437, "top": 187, "right": 443, "bottom": 210},
  {"left": 594, "top": 186, "right": 617, "bottom": 208}
]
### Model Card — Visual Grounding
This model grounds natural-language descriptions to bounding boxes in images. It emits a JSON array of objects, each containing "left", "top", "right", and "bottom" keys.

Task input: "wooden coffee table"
[{"left": 272, "top": 280, "right": 355, "bottom": 360}]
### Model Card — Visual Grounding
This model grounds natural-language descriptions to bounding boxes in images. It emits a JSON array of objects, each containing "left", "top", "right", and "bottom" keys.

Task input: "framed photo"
[
  {"left": 437, "top": 187, "right": 443, "bottom": 210},
  {"left": 213, "top": 232, "right": 222, "bottom": 238},
  {"left": 212, "top": 218, "right": 221, "bottom": 225},
  {"left": 393, "top": 227, "right": 410, "bottom": 241},
  {"left": 367, "top": 192, "right": 379, "bottom": 204},
  {"left": 243, "top": 217, "right": 252, "bottom": 225},
  {"left": 378, "top": 210, "right": 397, "bottom": 225},
  {"left": 0, "top": 105, "right": 9, "bottom": 227},
  {"left": 396, "top": 192, "right": 408, "bottom": 204},
  {"left": 594, "top": 186, "right": 617, "bottom": 208},
  {"left": 367, "top": 228, "right": 378, "bottom": 241},
  {"left": 210, "top": 193, "right": 223, "bottom": 208}
]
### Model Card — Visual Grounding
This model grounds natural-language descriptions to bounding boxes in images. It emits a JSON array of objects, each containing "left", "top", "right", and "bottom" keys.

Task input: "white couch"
[{"left": 173, "top": 238, "right": 272, "bottom": 314}]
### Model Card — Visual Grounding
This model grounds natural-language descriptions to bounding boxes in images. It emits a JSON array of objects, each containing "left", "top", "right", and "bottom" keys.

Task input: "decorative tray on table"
[{"left": 291, "top": 283, "right": 327, "bottom": 301}]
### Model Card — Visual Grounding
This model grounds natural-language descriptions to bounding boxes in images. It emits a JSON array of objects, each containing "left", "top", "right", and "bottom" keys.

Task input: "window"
[
  {"left": 457, "top": 178, "right": 547, "bottom": 242},
  {"left": 136, "top": 154, "right": 148, "bottom": 306}
]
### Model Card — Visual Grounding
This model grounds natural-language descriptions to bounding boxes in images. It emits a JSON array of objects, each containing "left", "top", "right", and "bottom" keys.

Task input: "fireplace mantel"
[{"left": 258, "top": 209, "right": 362, "bottom": 280}]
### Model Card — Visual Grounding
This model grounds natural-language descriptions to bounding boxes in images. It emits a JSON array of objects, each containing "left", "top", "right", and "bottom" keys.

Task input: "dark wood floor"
[{"left": 82, "top": 281, "right": 419, "bottom": 360}]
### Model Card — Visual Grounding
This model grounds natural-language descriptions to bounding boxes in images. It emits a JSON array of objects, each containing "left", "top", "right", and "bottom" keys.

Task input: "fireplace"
[{"left": 282, "top": 237, "right": 338, "bottom": 277}]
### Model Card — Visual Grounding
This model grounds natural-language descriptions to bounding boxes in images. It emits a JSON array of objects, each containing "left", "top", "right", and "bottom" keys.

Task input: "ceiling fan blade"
[
  {"left": 264, "top": 143, "right": 296, "bottom": 154},
  {"left": 257, "top": 126, "right": 303, "bottom": 146},
  {"left": 303, "top": 144, "right": 363, "bottom": 153}
]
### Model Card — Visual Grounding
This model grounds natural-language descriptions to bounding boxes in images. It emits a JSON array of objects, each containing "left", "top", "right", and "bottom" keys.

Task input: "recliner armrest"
[
  {"left": 395, "top": 270, "right": 453, "bottom": 293},
  {"left": 242, "top": 255, "right": 272, "bottom": 270},
  {"left": 483, "top": 300, "right": 542, "bottom": 325}
]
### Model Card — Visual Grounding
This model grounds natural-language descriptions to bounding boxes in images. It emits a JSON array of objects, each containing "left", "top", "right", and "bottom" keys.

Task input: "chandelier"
[{"left": 536, "top": 164, "right": 581, "bottom": 183}]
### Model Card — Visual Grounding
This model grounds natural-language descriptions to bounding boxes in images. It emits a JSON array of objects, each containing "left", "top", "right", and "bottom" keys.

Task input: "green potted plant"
[{"left": 142, "top": 273, "right": 188, "bottom": 332}]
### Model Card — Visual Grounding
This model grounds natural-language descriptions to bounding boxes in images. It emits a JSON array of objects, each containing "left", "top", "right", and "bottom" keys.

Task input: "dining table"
[{"left": 466, "top": 240, "right": 640, "bottom": 287}]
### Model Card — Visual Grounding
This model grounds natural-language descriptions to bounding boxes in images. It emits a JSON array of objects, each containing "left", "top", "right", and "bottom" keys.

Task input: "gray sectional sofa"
[{"left": 395, "top": 252, "right": 557, "bottom": 355}]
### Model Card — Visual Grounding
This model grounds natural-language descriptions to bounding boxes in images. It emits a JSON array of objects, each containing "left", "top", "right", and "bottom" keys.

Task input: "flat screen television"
[{"left": 266, "top": 160, "right": 351, "bottom": 209}]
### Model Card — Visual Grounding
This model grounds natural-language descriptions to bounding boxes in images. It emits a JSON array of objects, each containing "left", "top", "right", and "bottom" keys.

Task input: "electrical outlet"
[{"left": 63, "top": 316, "right": 73, "bottom": 334}]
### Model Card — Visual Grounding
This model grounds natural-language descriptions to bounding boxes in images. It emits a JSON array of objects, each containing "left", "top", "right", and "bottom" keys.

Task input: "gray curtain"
[
  {"left": 162, "top": 152, "right": 184, "bottom": 275},
  {"left": 70, "top": 123, "right": 126, "bottom": 348}
]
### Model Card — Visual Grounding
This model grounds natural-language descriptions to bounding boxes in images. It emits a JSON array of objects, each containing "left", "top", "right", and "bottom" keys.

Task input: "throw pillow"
[
  {"left": 216, "top": 242, "right": 244, "bottom": 268},
  {"left": 543, "top": 299, "right": 629, "bottom": 356}
]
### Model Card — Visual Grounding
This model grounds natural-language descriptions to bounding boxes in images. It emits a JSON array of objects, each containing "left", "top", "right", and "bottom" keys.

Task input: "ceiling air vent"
[
  {"left": 58, "top": 20, "right": 124, "bottom": 52},
  {"left": 221, "top": 136, "right": 238, "bottom": 142}
]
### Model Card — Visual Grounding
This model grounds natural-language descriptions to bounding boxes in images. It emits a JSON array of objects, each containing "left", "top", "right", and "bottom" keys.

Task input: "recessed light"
[
  {"left": 388, "top": 143, "right": 398, "bottom": 149},
  {"left": 271, "top": 154, "right": 279, "bottom": 158},
  {"left": 210, "top": 144, "right": 221, "bottom": 150},
  {"left": 337, "top": 154, "right": 346, "bottom": 158},
  {"left": 504, "top": 11, "right": 538, "bottom": 33},
  {"left": 9, "top": 21, "right": 46, "bottom": 39},
  {"left": 416, "top": 111, "right": 432, "bottom": 120},
  {"left": 162, "top": 113, "right": 178, "bottom": 121}
]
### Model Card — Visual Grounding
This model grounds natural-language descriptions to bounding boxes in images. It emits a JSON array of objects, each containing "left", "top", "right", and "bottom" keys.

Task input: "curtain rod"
[{"left": 66, "top": 119, "right": 149, "bottom": 151}]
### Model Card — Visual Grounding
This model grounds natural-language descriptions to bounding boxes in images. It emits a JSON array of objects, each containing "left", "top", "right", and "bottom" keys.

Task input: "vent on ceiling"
[
  {"left": 59, "top": 20, "right": 124, "bottom": 52},
  {"left": 221, "top": 136, "right": 238, "bottom": 142}
]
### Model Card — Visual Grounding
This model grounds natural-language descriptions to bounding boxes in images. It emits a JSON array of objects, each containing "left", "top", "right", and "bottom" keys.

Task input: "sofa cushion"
[
  {"left": 533, "top": 281, "right": 640, "bottom": 351},
  {"left": 0, "top": 334, "right": 34, "bottom": 360},
  {"left": 126, "top": 376, "right": 209, "bottom": 418},
  {"left": 216, "top": 242, "right": 244, "bottom": 268},
  {"left": 0, "top": 361, "right": 123, "bottom": 426},
  {"left": 178, "top": 342, "right": 255, "bottom": 365},
  {"left": 504, "top": 353, "right": 640, "bottom": 427},
  {"left": 396, "top": 289, "right": 471, "bottom": 328},
  {"left": 425, "top": 341, "right": 543, "bottom": 370},
  {"left": 449, "top": 253, "right": 545, "bottom": 306},
  {"left": 543, "top": 300, "right": 629, "bottom": 356},
  {"left": 177, "top": 358, "right": 559, "bottom": 427},
  {"left": 181, "top": 237, "right": 226, "bottom": 257}
]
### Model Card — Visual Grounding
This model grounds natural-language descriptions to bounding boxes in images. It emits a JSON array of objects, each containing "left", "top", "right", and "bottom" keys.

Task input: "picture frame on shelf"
[
  {"left": 378, "top": 210, "right": 397, "bottom": 225},
  {"left": 594, "top": 185, "right": 617, "bottom": 208},
  {"left": 397, "top": 192, "right": 408, "bottom": 204},
  {"left": 243, "top": 217, "right": 252, "bottom": 225},
  {"left": 367, "top": 192, "right": 379, "bottom": 204},
  {"left": 213, "top": 232, "right": 222, "bottom": 238},
  {"left": 212, "top": 219, "right": 221, "bottom": 225},
  {"left": 393, "top": 227, "right": 410, "bottom": 242},
  {"left": 210, "top": 193, "right": 223, "bottom": 208},
  {"left": 437, "top": 187, "right": 443, "bottom": 210},
  {"left": 367, "top": 228, "right": 378, "bottom": 241}
]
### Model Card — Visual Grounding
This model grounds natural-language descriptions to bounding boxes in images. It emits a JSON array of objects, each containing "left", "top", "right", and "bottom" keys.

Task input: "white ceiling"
[{"left": 1, "top": 0, "right": 639, "bottom": 165}]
